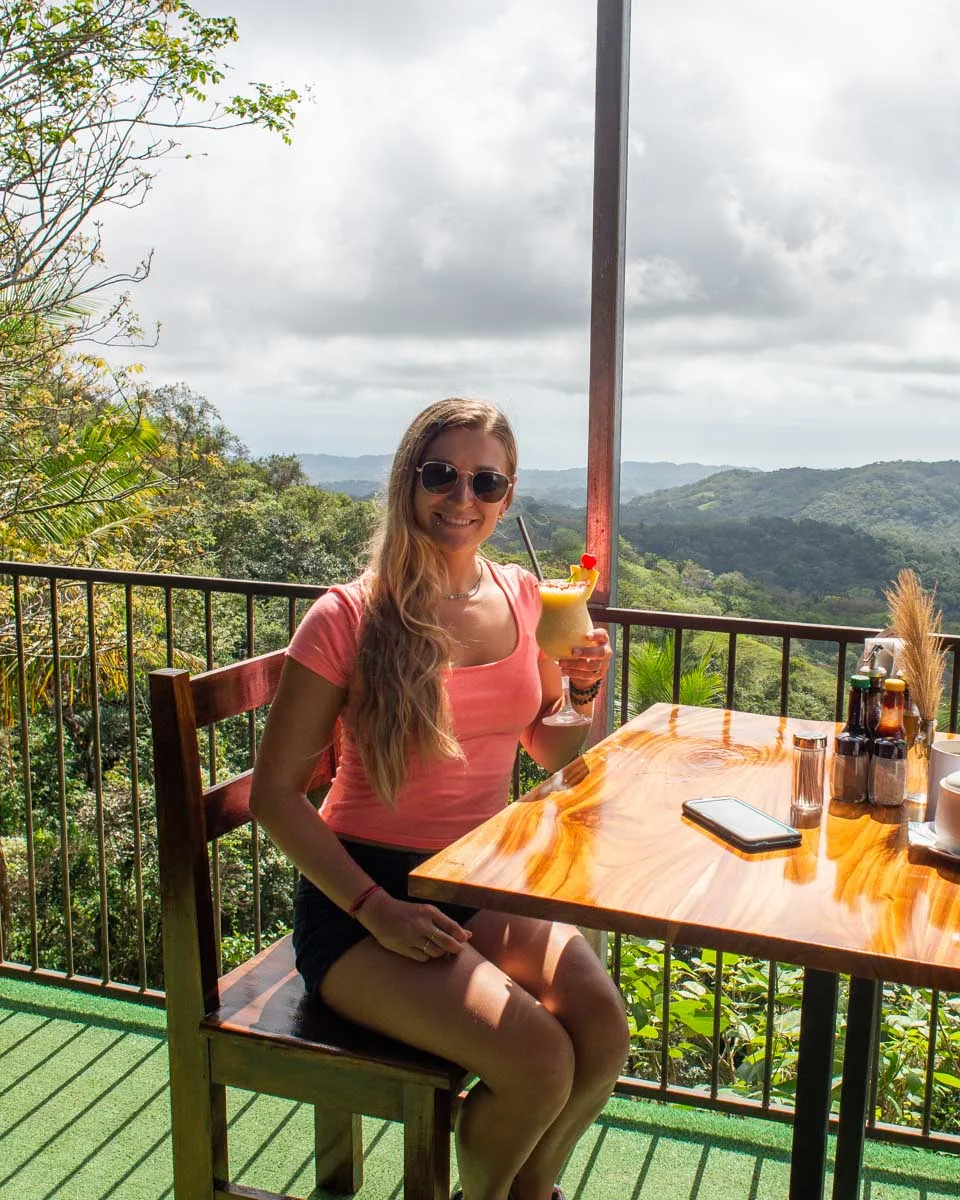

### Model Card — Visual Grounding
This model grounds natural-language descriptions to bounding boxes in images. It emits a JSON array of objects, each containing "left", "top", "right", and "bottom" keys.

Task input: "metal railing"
[
  {"left": 0, "top": 560, "right": 325, "bottom": 1003},
  {"left": 2, "top": 560, "right": 960, "bottom": 1151}
]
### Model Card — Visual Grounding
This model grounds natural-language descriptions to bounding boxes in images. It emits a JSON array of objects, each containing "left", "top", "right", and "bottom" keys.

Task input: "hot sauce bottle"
[{"left": 869, "top": 677, "right": 908, "bottom": 807}]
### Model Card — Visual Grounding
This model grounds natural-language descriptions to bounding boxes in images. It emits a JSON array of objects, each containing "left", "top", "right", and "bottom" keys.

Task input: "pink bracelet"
[{"left": 348, "top": 883, "right": 382, "bottom": 918}]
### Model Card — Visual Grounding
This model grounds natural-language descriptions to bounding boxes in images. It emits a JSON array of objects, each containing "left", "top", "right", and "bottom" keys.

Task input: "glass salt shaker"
[
  {"left": 792, "top": 731, "right": 827, "bottom": 811},
  {"left": 869, "top": 739, "right": 907, "bottom": 807}
]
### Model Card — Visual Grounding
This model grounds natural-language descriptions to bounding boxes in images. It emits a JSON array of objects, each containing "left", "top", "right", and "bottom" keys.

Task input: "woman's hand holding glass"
[{"left": 560, "top": 628, "right": 612, "bottom": 700}]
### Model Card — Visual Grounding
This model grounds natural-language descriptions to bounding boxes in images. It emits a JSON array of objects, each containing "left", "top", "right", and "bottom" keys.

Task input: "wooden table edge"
[{"left": 409, "top": 871, "right": 960, "bottom": 993}]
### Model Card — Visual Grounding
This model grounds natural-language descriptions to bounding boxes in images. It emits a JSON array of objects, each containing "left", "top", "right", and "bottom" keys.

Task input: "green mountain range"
[
  {"left": 622, "top": 460, "right": 960, "bottom": 540},
  {"left": 618, "top": 460, "right": 960, "bottom": 625}
]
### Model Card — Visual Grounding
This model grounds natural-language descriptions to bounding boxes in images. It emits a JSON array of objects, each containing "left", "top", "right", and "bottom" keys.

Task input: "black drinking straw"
[{"left": 516, "top": 515, "right": 544, "bottom": 581}]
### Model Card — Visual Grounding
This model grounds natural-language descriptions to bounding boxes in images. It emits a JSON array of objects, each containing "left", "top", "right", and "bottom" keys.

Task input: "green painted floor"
[{"left": 2, "top": 975, "right": 960, "bottom": 1199}]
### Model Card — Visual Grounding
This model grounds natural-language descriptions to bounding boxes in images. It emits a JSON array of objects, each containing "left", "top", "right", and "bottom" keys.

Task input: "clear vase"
[{"left": 905, "top": 716, "right": 936, "bottom": 804}]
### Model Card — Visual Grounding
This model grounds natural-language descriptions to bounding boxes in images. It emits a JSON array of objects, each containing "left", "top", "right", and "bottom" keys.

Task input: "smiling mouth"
[{"left": 434, "top": 513, "right": 476, "bottom": 527}]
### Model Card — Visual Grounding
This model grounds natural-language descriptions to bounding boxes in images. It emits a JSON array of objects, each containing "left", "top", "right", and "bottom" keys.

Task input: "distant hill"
[
  {"left": 297, "top": 454, "right": 392, "bottom": 491},
  {"left": 618, "top": 460, "right": 960, "bottom": 623},
  {"left": 621, "top": 515, "right": 960, "bottom": 611},
  {"left": 297, "top": 453, "right": 738, "bottom": 504},
  {"left": 622, "top": 461, "right": 960, "bottom": 541},
  {"left": 517, "top": 462, "right": 743, "bottom": 506}
]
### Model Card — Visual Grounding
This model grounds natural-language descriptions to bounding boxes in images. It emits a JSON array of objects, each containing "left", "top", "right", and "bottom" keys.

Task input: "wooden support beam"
[{"left": 587, "top": 0, "right": 632, "bottom": 744}]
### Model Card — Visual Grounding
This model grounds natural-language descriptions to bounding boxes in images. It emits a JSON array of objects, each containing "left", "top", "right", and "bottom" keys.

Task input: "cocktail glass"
[{"left": 537, "top": 579, "right": 594, "bottom": 727}]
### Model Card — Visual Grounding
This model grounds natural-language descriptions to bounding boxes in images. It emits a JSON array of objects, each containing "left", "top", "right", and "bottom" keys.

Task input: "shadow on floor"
[{"left": 4, "top": 980, "right": 960, "bottom": 1200}]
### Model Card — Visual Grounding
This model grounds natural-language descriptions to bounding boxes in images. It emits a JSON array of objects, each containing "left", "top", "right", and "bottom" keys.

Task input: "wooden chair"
[{"left": 150, "top": 650, "right": 469, "bottom": 1200}]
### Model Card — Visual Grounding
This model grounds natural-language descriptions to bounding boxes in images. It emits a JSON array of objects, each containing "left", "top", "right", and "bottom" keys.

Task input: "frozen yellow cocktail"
[
  {"left": 536, "top": 580, "right": 593, "bottom": 660},
  {"left": 536, "top": 552, "right": 600, "bottom": 728}
]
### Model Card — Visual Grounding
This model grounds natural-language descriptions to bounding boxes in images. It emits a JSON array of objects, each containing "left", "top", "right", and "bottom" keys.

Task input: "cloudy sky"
[{"left": 101, "top": 0, "right": 960, "bottom": 470}]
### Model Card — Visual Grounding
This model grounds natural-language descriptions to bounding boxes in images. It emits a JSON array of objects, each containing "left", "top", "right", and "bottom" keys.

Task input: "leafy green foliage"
[
  {"left": 623, "top": 517, "right": 960, "bottom": 623},
  {"left": 615, "top": 938, "right": 960, "bottom": 1127},
  {"left": 0, "top": 373, "right": 377, "bottom": 985},
  {"left": 1, "top": 356, "right": 162, "bottom": 557},
  {"left": 199, "top": 469, "right": 373, "bottom": 585},
  {"left": 617, "top": 938, "right": 806, "bottom": 1100}
]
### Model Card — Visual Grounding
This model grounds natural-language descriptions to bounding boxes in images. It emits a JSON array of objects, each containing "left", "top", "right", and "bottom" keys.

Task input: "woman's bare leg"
[
  {"left": 320, "top": 937, "right": 576, "bottom": 1200},
  {"left": 466, "top": 912, "right": 630, "bottom": 1200}
]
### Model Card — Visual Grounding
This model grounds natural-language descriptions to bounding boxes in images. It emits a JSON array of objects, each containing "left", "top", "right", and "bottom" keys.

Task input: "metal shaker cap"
[{"left": 793, "top": 731, "right": 828, "bottom": 750}]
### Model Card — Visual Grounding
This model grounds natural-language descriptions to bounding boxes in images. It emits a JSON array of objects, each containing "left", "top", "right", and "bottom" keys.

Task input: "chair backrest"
[{"left": 150, "top": 650, "right": 337, "bottom": 1016}]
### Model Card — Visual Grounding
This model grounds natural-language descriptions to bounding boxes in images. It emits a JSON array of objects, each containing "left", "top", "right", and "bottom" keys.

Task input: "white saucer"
[{"left": 907, "top": 821, "right": 960, "bottom": 863}]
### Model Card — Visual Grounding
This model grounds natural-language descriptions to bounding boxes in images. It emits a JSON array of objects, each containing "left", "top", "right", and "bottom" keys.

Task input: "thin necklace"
[{"left": 443, "top": 563, "right": 483, "bottom": 601}]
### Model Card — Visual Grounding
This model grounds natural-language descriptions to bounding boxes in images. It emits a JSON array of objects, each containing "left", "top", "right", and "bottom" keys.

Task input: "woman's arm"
[
  {"left": 521, "top": 628, "right": 611, "bottom": 774},
  {"left": 249, "top": 657, "right": 469, "bottom": 957},
  {"left": 249, "top": 657, "right": 374, "bottom": 909}
]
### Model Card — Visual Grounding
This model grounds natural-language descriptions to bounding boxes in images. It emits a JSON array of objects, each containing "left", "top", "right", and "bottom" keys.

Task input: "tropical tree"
[
  {"left": 0, "top": 0, "right": 298, "bottom": 356},
  {"left": 0, "top": 1, "right": 300, "bottom": 557},
  {"left": 0, "top": 360, "right": 167, "bottom": 560}
]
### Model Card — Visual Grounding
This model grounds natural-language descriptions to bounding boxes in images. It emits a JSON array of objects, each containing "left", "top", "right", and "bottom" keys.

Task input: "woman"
[{"left": 250, "top": 398, "right": 629, "bottom": 1200}]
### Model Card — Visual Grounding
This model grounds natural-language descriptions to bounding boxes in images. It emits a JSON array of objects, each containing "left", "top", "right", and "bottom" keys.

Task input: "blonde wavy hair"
[{"left": 354, "top": 398, "right": 518, "bottom": 805}]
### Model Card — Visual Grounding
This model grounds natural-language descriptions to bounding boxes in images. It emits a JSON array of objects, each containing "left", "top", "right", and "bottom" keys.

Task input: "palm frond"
[{"left": 627, "top": 633, "right": 725, "bottom": 717}]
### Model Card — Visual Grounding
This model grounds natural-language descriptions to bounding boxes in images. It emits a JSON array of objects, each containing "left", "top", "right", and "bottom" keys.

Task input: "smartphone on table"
[{"left": 682, "top": 795, "right": 801, "bottom": 852}]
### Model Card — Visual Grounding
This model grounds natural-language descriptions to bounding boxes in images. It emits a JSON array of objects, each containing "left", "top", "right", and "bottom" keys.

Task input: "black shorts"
[{"left": 292, "top": 837, "right": 479, "bottom": 996}]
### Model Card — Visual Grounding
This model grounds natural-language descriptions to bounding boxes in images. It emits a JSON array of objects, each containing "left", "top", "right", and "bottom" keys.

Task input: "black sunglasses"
[{"left": 416, "top": 460, "right": 514, "bottom": 503}]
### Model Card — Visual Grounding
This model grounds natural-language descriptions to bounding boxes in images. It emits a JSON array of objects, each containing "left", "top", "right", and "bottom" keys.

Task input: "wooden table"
[{"left": 409, "top": 703, "right": 960, "bottom": 1200}]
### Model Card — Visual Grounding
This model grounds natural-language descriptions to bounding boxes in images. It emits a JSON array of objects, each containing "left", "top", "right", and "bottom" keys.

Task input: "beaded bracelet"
[
  {"left": 347, "top": 883, "right": 382, "bottom": 918},
  {"left": 569, "top": 678, "right": 602, "bottom": 703}
]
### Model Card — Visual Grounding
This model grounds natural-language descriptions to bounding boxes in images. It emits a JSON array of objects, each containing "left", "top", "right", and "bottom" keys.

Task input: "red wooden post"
[{"left": 587, "top": 0, "right": 632, "bottom": 741}]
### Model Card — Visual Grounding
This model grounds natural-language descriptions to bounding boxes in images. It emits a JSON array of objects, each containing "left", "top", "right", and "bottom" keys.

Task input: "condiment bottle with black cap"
[{"left": 831, "top": 674, "right": 870, "bottom": 803}]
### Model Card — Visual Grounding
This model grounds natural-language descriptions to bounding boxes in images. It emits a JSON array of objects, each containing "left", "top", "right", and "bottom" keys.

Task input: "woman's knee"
[
  {"left": 521, "top": 1010, "right": 576, "bottom": 1105},
  {"left": 564, "top": 977, "right": 631, "bottom": 1087},
  {"left": 596, "top": 987, "right": 631, "bottom": 1077},
  {"left": 488, "top": 1007, "right": 576, "bottom": 1115}
]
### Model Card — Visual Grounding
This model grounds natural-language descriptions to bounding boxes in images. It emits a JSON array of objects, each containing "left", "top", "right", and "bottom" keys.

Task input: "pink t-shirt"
[{"left": 287, "top": 560, "right": 544, "bottom": 850}]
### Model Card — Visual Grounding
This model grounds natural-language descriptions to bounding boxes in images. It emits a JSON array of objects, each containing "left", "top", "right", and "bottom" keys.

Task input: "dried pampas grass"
[{"left": 884, "top": 569, "right": 946, "bottom": 721}]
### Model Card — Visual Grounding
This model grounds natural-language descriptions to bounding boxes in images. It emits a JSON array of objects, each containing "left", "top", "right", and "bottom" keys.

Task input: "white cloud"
[{"left": 99, "top": 0, "right": 960, "bottom": 468}]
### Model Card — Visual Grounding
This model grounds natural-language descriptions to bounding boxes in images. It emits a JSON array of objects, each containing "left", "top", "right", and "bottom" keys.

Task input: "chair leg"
[
  {"left": 402, "top": 1084, "right": 451, "bottom": 1200},
  {"left": 167, "top": 1043, "right": 219, "bottom": 1199},
  {"left": 314, "top": 1107, "right": 363, "bottom": 1194},
  {"left": 212, "top": 1082, "right": 229, "bottom": 1182}
]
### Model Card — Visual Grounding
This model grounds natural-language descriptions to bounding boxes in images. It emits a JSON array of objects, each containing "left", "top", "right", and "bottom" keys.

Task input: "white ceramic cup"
[
  {"left": 926, "top": 737, "right": 960, "bottom": 820},
  {"left": 934, "top": 771, "right": 960, "bottom": 851}
]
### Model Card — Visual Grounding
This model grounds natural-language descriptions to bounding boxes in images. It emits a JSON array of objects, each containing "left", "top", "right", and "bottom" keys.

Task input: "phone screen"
[{"left": 682, "top": 796, "right": 800, "bottom": 849}]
